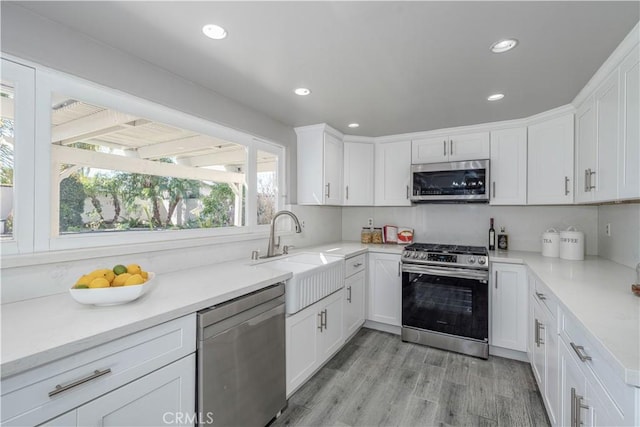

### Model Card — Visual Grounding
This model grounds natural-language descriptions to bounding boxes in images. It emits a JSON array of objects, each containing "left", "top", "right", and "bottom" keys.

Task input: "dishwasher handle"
[{"left": 198, "top": 283, "right": 284, "bottom": 330}]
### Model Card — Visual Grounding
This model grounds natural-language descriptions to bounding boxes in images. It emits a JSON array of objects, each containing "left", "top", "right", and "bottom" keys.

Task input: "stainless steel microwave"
[{"left": 410, "top": 160, "right": 490, "bottom": 203}]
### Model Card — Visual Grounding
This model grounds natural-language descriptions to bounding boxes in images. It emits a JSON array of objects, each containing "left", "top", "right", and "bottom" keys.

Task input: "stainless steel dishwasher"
[{"left": 197, "top": 283, "right": 286, "bottom": 427}]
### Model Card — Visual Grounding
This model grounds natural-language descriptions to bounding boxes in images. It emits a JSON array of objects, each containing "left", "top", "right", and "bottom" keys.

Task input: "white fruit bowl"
[{"left": 69, "top": 272, "right": 156, "bottom": 306}]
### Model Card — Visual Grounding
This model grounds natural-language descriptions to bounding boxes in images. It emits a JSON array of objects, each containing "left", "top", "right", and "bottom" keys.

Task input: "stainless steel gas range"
[{"left": 401, "top": 243, "right": 489, "bottom": 359}]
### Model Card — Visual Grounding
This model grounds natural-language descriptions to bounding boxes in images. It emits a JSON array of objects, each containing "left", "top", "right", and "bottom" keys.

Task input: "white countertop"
[
  {"left": 3, "top": 241, "right": 638, "bottom": 389},
  {"left": 302, "top": 241, "right": 406, "bottom": 257},
  {"left": 490, "top": 250, "right": 640, "bottom": 387},
  {"left": 1, "top": 260, "right": 291, "bottom": 378}
]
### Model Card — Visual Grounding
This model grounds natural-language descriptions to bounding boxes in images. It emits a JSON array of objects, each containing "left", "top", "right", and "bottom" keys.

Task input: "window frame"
[
  {"left": 10, "top": 63, "right": 287, "bottom": 253},
  {"left": 0, "top": 59, "right": 36, "bottom": 256}
]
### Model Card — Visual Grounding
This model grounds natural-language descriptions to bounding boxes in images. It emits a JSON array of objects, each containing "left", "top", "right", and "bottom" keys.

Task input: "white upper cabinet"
[
  {"left": 296, "top": 124, "right": 343, "bottom": 205},
  {"left": 490, "top": 127, "right": 527, "bottom": 205},
  {"left": 527, "top": 114, "right": 575, "bottom": 205},
  {"left": 575, "top": 99, "right": 597, "bottom": 203},
  {"left": 576, "top": 70, "right": 621, "bottom": 203},
  {"left": 593, "top": 70, "right": 621, "bottom": 202},
  {"left": 375, "top": 140, "right": 411, "bottom": 206},
  {"left": 412, "top": 132, "right": 489, "bottom": 164},
  {"left": 618, "top": 46, "right": 640, "bottom": 200},
  {"left": 343, "top": 141, "right": 374, "bottom": 205}
]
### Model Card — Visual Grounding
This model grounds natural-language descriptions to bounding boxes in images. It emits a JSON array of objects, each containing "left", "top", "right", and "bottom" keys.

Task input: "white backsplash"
[
  {"left": 597, "top": 203, "right": 640, "bottom": 269},
  {"left": 342, "top": 204, "right": 599, "bottom": 255}
]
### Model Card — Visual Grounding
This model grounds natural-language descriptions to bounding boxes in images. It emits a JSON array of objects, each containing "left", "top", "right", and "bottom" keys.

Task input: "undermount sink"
[{"left": 255, "top": 252, "right": 344, "bottom": 314}]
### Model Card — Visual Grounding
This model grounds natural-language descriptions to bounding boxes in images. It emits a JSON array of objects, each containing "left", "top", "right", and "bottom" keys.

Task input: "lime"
[
  {"left": 74, "top": 284, "right": 89, "bottom": 289},
  {"left": 113, "top": 264, "right": 127, "bottom": 275}
]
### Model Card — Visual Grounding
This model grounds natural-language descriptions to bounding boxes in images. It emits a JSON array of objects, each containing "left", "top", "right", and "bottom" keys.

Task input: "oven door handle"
[{"left": 401, "top": 264, "right": 489, "bottom": 281}]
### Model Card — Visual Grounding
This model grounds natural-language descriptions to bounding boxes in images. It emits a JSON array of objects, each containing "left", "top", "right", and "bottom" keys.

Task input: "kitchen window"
[
  {"left": 50, "top": 95, "right": 248, "bottom": 236},
  {"left": 2, "top": 59, "right": 285, "bottom": 254}
]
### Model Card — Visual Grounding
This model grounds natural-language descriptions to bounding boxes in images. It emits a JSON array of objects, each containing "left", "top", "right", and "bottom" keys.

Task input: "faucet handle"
[
  {"left": 283, "top": 245, "right": 295, "bottom": 255},
  {"left": 251, "top": 250, "right": 260, "bottom": 260}
]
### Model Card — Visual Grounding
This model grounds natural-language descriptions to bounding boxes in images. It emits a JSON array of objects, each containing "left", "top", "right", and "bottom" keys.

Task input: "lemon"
[
  {"left": 88, "top": 269, "right": 110, "bottom": 279},
  {"left": 124, "top": 274, "right": 145, "bottom": 286},
  {"left": 104, "top": 270, "right": 116, "bottom": 283},
  {"left": 112, "top": 273, "right": 131, "bottom": 287},
  {"left": 113, "top": 264, "right": 127, "bottom": 275},
  {"left": 75, "top": 275, "right": 93, "bottom": 286},
  {"left": 127, "top": 264, "right": 142, "bottom": 275},
  {"left": 89, "top": 277, "right": 110, "bottom": 288},
  {"left": 140, "top": 271, "right": 149, "bottom": 280}
]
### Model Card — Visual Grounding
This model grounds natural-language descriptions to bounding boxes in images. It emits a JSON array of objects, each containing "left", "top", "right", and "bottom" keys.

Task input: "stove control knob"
[
  {"left": 403, "top": 252, "right": 411, "bottom": 258},
  {"left": 468, "top": 257, "right": 476, "bottom": 264},
  {"left": 478, "top": 257, "right": 486, "bottom": 265},
  {"left": 420, "top": 253, "right": 427, "bottom": 260},
  {"left": 413, "top": 252, "right": 419, "bottom": 259}
]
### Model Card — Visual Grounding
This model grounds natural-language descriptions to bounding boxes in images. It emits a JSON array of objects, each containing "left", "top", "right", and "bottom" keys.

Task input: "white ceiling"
[{"left": 13, "top": 1, "right": 640, "bottom": 137}]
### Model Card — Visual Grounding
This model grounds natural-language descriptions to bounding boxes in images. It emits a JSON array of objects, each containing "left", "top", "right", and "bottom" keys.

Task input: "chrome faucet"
[{"left": 266, "top": 210, "right": 302, "bottom": 257}]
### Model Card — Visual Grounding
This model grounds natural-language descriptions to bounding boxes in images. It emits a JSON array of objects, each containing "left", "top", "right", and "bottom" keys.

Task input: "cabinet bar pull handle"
[
  {"left": 565, "top": 176, "right": 570, "bottom": 195},
  {"left": 345, "top": 185, "right": 349, "bottom": 200},
  {"left": 570, "top": 342, "right": 592, "bottom": 362},
  {"left": 323, "top": 309, "right": 328, "bottom": 329},
  {"left": 326, "top": 183, "right": 331, "bottom": 199},
  {"left": 535, "top": 291, "right": 546, "bottom": 300},
  {"left": 492, "top": 181, "right": 496, "bottom": 199},
  {"left": 589, "top": 170, "right": 596, "bottom": 190},
  {"left": 398, "top": 261, "right": 401, "bottom": 276},
  {"left": 353, "top": 263, "right": 363, "bottom": 268},
  {"left": 575, "top": 389, "right": 589, "bottom": 427},
  {"left": 449, "top": 140, "right": 453, "bottom": 156},
  {"left": 318, "top": 312, "right": 324, "bottom": 332},
  {"left": 443, "top": 140, "right": 447, "bottom": 156},
  {"left": 571, "top": 387, "right": 577, "bottom": 427},
  {"left": 49, "top": 368, "right": 112, "bottom": 397},
  {"left": 584, "top": 169, "right": 590, "bottom": 192},
  {"left": 534, "top": 318, "right": 540, "bottom": 346},
  {"left": 495, "top": 271, "right": 498, "bottom": 289},
  {"left": 347, "top": 286, "right": 352, "bottom": 303}
]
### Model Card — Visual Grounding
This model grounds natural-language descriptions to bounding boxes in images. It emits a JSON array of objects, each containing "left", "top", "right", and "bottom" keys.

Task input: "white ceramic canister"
[
  {"left": 541, "top": 228, "right": 560, "bottom": 258},
  {"left": 560, "top": 226, "right": 585, "bottom": 261}
]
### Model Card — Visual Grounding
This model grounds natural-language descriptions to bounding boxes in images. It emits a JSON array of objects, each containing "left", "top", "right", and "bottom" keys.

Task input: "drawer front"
[
  {"left": 560, "top": 308, "right": 633, "bottom": 420},
  {"left": 345, "top": 254, "right": 366, "bottom": 278},
  {"left": 530, "top": 272, "right": 558, "bottom": 322},
  {"left": 2, "top": 314, "right": 196, "bottom": 426}
]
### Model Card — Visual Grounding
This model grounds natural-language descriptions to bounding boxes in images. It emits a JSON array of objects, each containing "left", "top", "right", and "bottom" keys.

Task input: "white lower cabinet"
[
  {"left": 51, "top": 354, "right": 195, "bottom": 427},
  {"left": 343, "top": 270, "right": 366, "bottom": 339},
  {"left": 490, "top": 263, "right": 527, "bottom": 351},
  {"left": 2, "top": 315, "right": 196, "bottom": 427},
  {"left": 367, "top": 253, "right": 402, "bottom": 326},
  {"left": 529, "top": 274, "right": 559, "bottom": 426},
  {"left": 286, "top": 289, "right": 344, "bottom": 396},
  {"left": 529, "top": 269, "right": 636, "bottom": 427}
]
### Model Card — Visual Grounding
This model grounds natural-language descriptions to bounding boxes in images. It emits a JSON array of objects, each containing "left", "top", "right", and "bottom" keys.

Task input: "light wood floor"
[{"left": 274, "top": 328, "right": 550, "bottom": 427}]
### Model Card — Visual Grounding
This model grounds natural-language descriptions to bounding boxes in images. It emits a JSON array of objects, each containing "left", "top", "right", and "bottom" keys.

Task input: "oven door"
[{"left": 402, "top": 264, "right": 488, "bottom": 341}]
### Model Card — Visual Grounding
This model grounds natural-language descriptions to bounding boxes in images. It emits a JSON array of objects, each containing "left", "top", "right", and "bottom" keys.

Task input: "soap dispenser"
[{"left": 497, "top": 226, "right": 509, "bottom": 251}]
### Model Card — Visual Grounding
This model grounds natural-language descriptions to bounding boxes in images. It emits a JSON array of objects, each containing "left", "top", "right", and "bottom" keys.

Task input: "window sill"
[{"left": 1, "top": 230, "right": 271, "bottom": 269}]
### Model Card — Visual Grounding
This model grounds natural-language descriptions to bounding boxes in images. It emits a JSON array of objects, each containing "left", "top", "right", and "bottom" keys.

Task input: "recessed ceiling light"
[
  {"left": 487, "top": 93, "right": 505, "bottom": 101},
  {"left": 490, "top": 38, "right": 518, "bottom": 53},
  {"left": 348, "top": 123, "right": 360, "bottom": 128},
  {"left": 202, "top": 24, "right": 227, "bottom": 40},
  {"left": 294, "top": 88, "right": 311, "bottom": 96}
]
